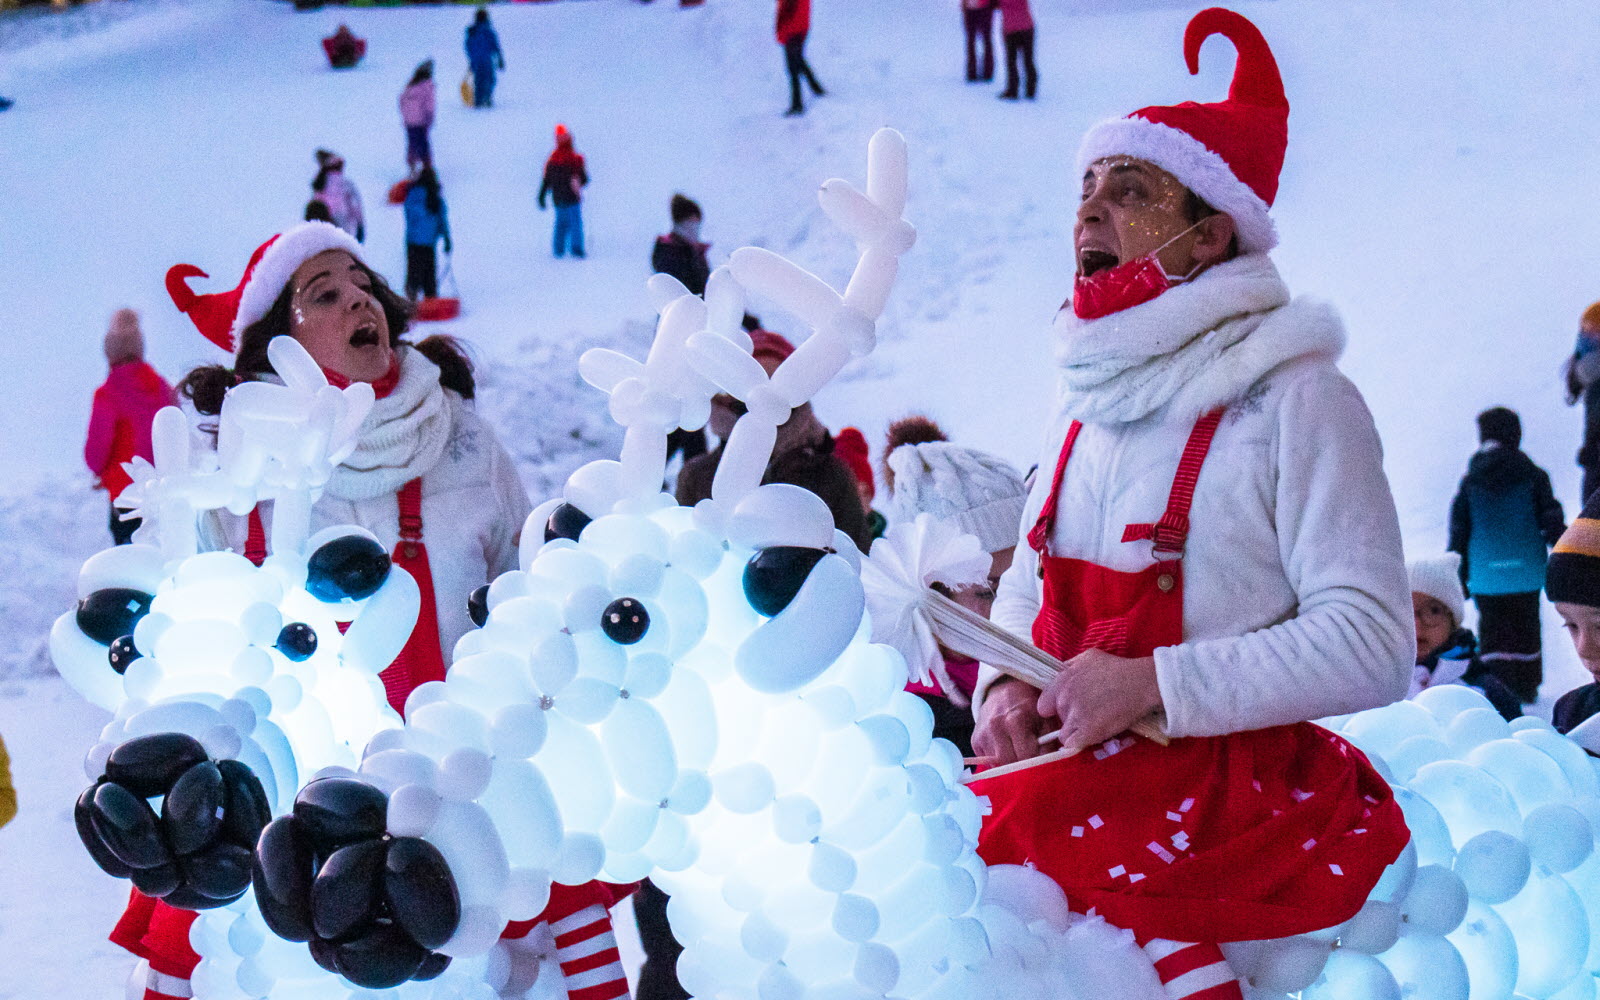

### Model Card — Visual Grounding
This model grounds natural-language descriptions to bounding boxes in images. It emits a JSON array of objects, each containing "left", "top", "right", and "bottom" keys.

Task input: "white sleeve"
[
  {"left": 484, "top": 428, "right": 532, "bottom": 579},
  {"left": 1153, "top": 369, "right": 1413, "bottom": 738},
  {"left": 970, "top": 416, "right": 1068, "bottom": 716}
]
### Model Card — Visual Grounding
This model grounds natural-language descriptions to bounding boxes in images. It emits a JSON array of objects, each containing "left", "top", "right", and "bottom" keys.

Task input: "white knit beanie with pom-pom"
[
  {"left": 1408, "top": 552, "right": 1466, "bottom": 627},
  {"left": 886, "top": 441, "right": 1028, "bottom": 554}
]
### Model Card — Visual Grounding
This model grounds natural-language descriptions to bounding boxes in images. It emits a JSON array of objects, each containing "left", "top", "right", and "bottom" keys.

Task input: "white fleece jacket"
[{"left": 977, "top": 255, "right": 1412, "bottom": 738}]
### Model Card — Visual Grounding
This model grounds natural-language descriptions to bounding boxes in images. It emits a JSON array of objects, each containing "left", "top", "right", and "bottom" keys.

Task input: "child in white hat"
[
  {"left": 1408, "top": 552, "right": 1520, "bottom": 719},
  {"left": 883, "top": 416, "right": 1028, "bottom": 752}
]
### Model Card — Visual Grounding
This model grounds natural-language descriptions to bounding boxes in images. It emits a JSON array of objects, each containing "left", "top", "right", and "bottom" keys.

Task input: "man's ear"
[{"left": 1194, "top": 212, "right": 1238, "bottom": 265}]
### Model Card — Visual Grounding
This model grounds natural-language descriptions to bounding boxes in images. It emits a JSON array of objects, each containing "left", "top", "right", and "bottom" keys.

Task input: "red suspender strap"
[
  {"left": 381, "top": 477, "right": 447, "bottom": 714},
  {"left": 1121, "top": 408, "right": 1226, "bottom": 557},
  {"left": 1026, "top": 420, "right": 1084, "bottom": 556},
  {"left": 244, "top": 506, "right": 268, "bottom": 567}
]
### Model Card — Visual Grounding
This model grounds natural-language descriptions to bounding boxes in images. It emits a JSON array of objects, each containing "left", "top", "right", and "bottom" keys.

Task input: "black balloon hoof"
[
  {"left": 413, "top": 951, "right": 452, "bottom": 981},
  {"left": 130, "top": 861, "right": 181, "bottom": 898},
  {"left": 162, "top": 761, "right": 225, "bottom": 855},
  {"left": 385, "top": 837, "right": 461, "bottom": 949},
  {"left": 180, "top": 841, "right": 254, "bottom": 902},
  {"left": 743, "top": 546, "right": 827, "bottom": 617},
  {"left": 105, "top": 732, "right": 208, "bottom": 798},
  {"left": 294, "top": 777, "right": 389, "bottom": 856},
  {"left": 89, "top": 781, "right": 170, "bottom": 870},
  {"left": 312, "top": 839, "right": 388, "bottom": 942},
  {"left": 307, "top": 535, "right": 391, "bottom": 602},
  {"left": 217, "top": 759, "right": 272, "bottom": 849},
  {"left": 254, "top": 815, "right": 316, "bottom": 942},
  {"left": 334, "top": 921, "right": 429, "bottom": 988},
  {"left": 75, "top": 784, "right": 133, "bottom": 878},
  {"left": 76, "top": 588, "right": 153, "bottom": 645}
]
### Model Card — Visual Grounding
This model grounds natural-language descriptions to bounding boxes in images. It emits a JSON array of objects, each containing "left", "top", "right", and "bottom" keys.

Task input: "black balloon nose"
[
  {"left": 544, "top": 502, "right": 593, "bottom": 543},
  {"left": 601, "top": 598, "right": 649, "bottom": 645},
  {"left": 77, "top": 588, "right": 153, "bottom": 646},
  {"left": 307, "top": 536, "right": 391, "bottom": 603},
  {"left": 276, "top": 623, "right": 319, "bottom": 661},
  {"left": 108, "top": 635, "right": 139, "bottom": 674},
  {"left": 743, "top": 547, "right": 828, "bottom": 618},
  {"left": 467, "top": 584, "right": 490, "bottom": 628}
]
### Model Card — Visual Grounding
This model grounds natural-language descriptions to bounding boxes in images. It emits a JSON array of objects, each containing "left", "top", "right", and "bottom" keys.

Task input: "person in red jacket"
[
  {"left": 84, "top": 309, "right": 175, "bottom": 544},
  {"left": 776, "top": 0, "right": 825, "bottom": 116},
  {"left": 996, "top": 0, "right": 1037, "bottom": 100}
]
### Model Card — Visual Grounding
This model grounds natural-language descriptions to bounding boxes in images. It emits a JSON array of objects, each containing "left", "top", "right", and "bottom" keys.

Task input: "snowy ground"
[{"left": 2, "top": 0, "right": 1598, "bottom": 995}]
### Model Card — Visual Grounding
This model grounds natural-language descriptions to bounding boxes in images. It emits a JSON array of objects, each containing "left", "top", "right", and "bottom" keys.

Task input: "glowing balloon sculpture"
[{"left": 52, "top": 130, "right": 1600, "bottom": 1000}]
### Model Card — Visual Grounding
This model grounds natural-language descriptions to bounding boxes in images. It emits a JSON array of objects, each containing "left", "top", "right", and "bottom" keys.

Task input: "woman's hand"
[
  {"left": 973, "top": 678, "right": 1050, "bottom": 765},
  {"left": 1037, "top": 650, "right": 1162, "bottom": 751}
]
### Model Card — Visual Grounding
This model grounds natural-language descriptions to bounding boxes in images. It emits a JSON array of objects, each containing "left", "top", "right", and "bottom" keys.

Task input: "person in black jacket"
[
  {"left": 1565, "top": 302, "right": 1600, "bottom": 505},
  {"left": 1448, "top": 407, "right": 1565, "bottom": 702},
  {"left": 538, "top": 124, "right": 589, "bottom": 258},
  {"left": 652, "top": 194, "right": 711, "bottom": 296}
]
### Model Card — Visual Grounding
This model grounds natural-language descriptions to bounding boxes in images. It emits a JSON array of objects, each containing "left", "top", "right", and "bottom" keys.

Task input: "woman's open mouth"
[
  {"left": 348, "top": 323, "right": 381, "bottom": 348},
  {"left": 1078, "top": 249, "right": 1119, "bottom": 278}
]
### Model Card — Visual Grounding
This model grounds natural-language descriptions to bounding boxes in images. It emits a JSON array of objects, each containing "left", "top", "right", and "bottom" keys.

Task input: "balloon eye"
[
  {"left": 600, "top": 598, "right": 649, "bottom": 645},
  {"left": 276, "top": 623, "right": 319, "bottom": 661},
  {"left": 544, "top": 503, "right": 592, "bottom": 543},
  {"left": 77, "top": 588, "right": 154, "bottom": 645},
  {"left": 108, "top": 635, "right": 139, "bottom": 674},
  {"left": 743, "top": 547, "right": 827, "bottom": 618},
  {"left": 307, "top": 536, "right": 391, "bottom": 602},
  {"left": 467, "top": 585, "right": 490, "bottom": 628}
]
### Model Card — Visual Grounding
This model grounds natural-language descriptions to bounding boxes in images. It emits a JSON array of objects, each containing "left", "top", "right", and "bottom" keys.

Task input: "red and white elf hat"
[
  {"left": 165, "top": 221, "right": 365, "bottom": 360},
  {"left": 1077, "top": 7, "right": 1288, "bottom": 254}
]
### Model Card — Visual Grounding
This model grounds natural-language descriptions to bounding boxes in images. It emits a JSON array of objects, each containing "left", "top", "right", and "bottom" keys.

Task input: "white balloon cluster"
[{"left": 1215, "top": 686, "right": 1600, "bottom": 1000}]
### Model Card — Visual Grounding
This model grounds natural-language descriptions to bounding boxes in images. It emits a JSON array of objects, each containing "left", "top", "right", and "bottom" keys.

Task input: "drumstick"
[{"left": 960, "top": 744, "right": 1082, "bottom": 784}]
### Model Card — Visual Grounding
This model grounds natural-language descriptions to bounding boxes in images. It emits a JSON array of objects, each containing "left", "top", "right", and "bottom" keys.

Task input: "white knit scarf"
[
  {"left": 1053, "top": 253, "right": 1346, "bottom": 424},
  {"left": 325, "top": 346, "right": 451, "bottom": 501}
]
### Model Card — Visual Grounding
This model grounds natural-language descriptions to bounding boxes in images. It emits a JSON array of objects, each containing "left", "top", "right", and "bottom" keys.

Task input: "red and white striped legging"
[
  {"left": 1141, "top": 939, "right": 1245, "bottom": 1000},
  {"left": 551, "top": 903, "right": 633, "bottom": 1000}
]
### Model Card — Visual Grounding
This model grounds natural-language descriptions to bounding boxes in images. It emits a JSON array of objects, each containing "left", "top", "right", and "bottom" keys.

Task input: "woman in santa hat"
[
  {"left": 970, "top": 10, "right": 1412, "bottom": 999},
  {"left": 109, "top": 221, "right": 533, "bottom": 1000}
]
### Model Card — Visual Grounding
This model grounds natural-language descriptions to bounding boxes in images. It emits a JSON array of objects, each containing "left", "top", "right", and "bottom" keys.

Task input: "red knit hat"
[
  {"left": 834, "top": 427, "right": 874, "bottom": 500},
  {"left": 1077, "top": 8, "right": 1288, "bottom": 253},
  {"left": 165, "top": 221, "right": 365, "bottom": 359}
]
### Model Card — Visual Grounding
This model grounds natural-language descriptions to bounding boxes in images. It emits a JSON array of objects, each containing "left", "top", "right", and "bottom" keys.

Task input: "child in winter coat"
[
  {"left": 1448, "top": 407, "right": 1565, "bottom": 703},
  {"left": 1407, "top": 554, "right": 1521, "bottom": 720},
  {"left": 84, "top": 309, "right": 176, "bottom": 544},
  {"left": 1566, "top": 301, "right": 1600, "bottom": 505},
  {"left": 399, "top": 60, "right": 437, "bottom": 174},
  {"left": 538, "top": 124, "right": 588, "bottom": 258},
  {"left": 1547, "top": 492, "right": 1600, "bottom": 737},
  {"left": 777, "top": 0, "right": 824, "bottom": 115},
  {"left": 311, "top": 149, "right": 365, "bottom": 242},
  {"left": 652, "top": 193, "right": 711, "bottom": 296},
  {"left": 403, "top": 167, "right": 452, "bottom": 300},
  {"left": 464, "top": 7, "right": 505, "bottom": 109},
  {"left": 884, "top": 416, "right": 1028, "bottom": 755}
]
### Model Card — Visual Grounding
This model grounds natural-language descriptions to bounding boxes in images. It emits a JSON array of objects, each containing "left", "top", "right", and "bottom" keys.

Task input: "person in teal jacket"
[
  {"left": 403, "top": 167, "right": 452, "bottom": 300},
  {"left": 1448, "top": 406, "right": 1566, "bottom": 703}
]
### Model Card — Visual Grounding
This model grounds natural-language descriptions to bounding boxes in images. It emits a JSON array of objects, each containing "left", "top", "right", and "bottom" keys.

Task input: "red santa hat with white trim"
[
  {"left": 1077, "top": 7, "right": 1288, "bottom": 254},
  {"left": 165, "top": 221, "right": 366, "bottom": 361}
]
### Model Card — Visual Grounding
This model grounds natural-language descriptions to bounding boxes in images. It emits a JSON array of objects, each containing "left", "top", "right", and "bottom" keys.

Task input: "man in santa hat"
[{"left": 969, "top": 10, "right": 1413, "bottom": 999}]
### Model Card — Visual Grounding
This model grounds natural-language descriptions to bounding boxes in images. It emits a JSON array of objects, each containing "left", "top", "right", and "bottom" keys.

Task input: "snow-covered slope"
[{"left": 1, "top": 0, "right": 1597, "bottom": 995}]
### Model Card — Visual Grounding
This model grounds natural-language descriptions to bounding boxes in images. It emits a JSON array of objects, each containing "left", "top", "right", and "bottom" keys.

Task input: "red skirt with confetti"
[{"left": 972, "top": 722, "right": 1408, "bottom": 943}]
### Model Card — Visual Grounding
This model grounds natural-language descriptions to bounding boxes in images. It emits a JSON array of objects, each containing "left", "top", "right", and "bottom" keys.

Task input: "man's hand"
[
  {"left": 1037, "top": 650, "right": 1162, "bottom": 751},
  {"left": 973, "top": 678, "right": 1049, "bottom": 765}
]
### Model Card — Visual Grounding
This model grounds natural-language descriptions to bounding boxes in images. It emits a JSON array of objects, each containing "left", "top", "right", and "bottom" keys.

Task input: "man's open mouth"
[{"left": 1078, "top": 249, "right": 1119, "bottom": 278}]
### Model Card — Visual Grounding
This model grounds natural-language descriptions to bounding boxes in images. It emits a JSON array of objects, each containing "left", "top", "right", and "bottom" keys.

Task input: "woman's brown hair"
[{"left": 179, "top": 259, "right": 474, "bottom": 414}]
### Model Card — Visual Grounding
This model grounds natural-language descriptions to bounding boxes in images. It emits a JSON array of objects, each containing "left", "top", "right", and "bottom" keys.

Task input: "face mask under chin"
[{"left": 1069, "top": 220, "right": 1206, "bottom": 321}]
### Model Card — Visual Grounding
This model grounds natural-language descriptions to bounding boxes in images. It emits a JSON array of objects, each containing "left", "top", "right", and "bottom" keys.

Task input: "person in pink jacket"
[
  {"left": 995, "top": 0, "right": 1036, "bottom": 100},
  {"left": 83, "top": 309, "right": 175, "bottom": 544},
  {"left": 399, "top": 60, "right": 436, "bottom": 174}
]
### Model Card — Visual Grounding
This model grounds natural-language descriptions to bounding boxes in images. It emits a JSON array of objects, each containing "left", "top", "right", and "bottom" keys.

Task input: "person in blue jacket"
[
  {"left": 403, "top": 167, "right": 452, "bottom": 300},
  {"left": 1448, "top": 406, "right": 1566, "bottom": 703},
  {"left": 465, "top": 7, "right": 505, "bottom": 109}
]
